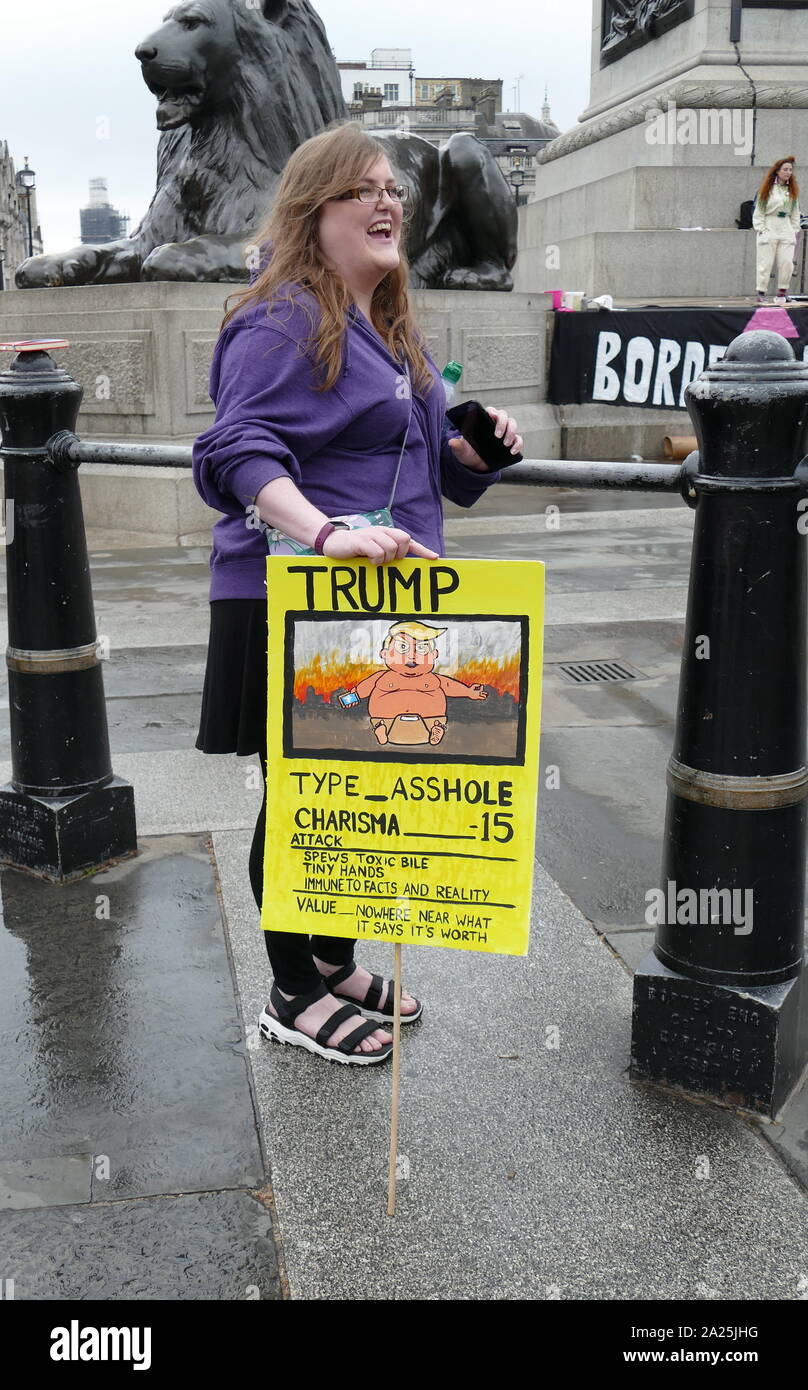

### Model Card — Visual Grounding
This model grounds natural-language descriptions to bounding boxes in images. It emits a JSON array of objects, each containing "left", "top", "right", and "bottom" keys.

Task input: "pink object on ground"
[{"left": 742, "top": 307, "right": 799, "bottom": 338}]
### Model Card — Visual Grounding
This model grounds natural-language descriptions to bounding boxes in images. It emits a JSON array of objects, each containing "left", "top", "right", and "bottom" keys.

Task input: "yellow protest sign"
[{"left": 261, "top": 557, "right": 544, "bottom": 955}]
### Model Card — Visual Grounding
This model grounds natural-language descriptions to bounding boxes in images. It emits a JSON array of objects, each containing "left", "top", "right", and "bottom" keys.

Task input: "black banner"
[{"left": 548, "top": 305, "right": 808, "bottom": 411}]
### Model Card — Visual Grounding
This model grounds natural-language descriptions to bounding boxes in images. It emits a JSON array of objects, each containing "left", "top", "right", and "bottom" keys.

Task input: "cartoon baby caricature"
[{"left": 345, "top": 620, "right": 488, "bottom": 747}]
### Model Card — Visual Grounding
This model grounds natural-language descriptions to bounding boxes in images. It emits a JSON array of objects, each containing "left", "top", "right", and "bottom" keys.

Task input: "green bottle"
[{"left": 441, "top": 360, "right": 463, "bottom": 405}]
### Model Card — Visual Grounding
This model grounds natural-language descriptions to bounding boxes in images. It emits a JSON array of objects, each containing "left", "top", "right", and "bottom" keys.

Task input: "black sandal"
[
  {"left": 320, "top": 962, "right": 423, "bottom": 1024},
  {"left": 258, "top": 981, "right": 393, "bottom": 1066}
]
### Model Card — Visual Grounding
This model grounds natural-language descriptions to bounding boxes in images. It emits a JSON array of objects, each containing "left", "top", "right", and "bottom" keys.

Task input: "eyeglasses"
[{"left": 333, "top": 184, "right": 410, "bottom": 204}]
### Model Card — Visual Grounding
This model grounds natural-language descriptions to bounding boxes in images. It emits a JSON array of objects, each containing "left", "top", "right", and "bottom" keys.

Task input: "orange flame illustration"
[
  {"left": 294, "top": 651, "right": 520, "bottom": 703},
  {"left": 455, "top": 655, "right": 521, "bottom": 700},
  {"left": 294, "top": 653, "right": 370, "bottom": 704}
]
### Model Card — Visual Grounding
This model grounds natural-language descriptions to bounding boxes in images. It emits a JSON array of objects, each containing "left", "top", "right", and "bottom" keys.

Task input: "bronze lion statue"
[{"left": 16, "top": 0, "right": 516, "bottom": 291}]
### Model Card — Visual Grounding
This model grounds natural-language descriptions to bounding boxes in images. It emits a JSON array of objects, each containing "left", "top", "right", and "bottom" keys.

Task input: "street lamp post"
[
  {"left": 509, "top": 168, "right": 525, "bottom": 206},
  {"left": 16, "top": 159, "right": 36, "bottom": 259}
]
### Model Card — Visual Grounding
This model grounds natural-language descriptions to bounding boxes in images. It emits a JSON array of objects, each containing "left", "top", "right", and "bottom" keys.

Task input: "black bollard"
[
  {"left": 631, "top": 330, "right": 808, "bottom": 1117},
  {"left": 0, "top": 343, "right": 136, "bottom": 879}
]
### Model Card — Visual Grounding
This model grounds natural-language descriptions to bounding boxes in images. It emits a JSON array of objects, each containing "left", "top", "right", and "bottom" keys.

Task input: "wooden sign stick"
[{"left": 386, "top": 942, "right": 403, "bottom": 1216}]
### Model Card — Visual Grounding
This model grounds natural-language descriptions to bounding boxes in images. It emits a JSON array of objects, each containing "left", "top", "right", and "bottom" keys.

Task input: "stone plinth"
[
  {"left": 0, "top": 283, "right": 551, "bottom": 438},
  {"left": 588, "top": 0, "right": 808, "bottom": 122},
  {"left": 0, "top": 282, "right": 232, "bottom": 441},
  {"left": 517, "top": 224, "right": 764, "bottom": 300},
  {"left": 0, "top": 283, "right": 561, "bottom": 539},
  {"left": 515, "top": 0, "right": 808, "bottom": 300}
]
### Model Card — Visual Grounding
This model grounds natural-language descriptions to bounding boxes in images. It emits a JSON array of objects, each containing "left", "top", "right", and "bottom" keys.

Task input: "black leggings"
[{"left": 248, "top": 749, "right": 355, "bottom": 994}]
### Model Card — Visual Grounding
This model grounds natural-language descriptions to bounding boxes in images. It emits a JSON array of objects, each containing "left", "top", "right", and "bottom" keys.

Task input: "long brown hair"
[
  {"left": 758, "top": 156, "right": 800, "bottom": 207},
  {"left": 223, "top": 122, "right": 433, "bottom": 393}
]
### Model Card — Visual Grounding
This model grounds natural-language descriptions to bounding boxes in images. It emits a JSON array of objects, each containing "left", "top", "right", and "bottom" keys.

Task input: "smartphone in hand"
[{"left": 446, "top": 400, "right": 523, "bottom": 469}]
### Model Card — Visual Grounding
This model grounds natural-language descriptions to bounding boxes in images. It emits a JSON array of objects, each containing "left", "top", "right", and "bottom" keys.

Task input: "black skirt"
[{"left": 195, "top": 599, "right": 268, "bottom": 757}]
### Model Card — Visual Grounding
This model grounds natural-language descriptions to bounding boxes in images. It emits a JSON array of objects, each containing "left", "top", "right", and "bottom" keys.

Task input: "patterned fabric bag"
[{"left": 264, "top": 507, "right": 394, "bottom": 556}]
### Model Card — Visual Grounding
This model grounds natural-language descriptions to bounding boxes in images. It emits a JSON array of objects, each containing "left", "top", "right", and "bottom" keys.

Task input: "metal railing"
[{"left": 46, "top": 428, "right": 690, "bottom": 496}]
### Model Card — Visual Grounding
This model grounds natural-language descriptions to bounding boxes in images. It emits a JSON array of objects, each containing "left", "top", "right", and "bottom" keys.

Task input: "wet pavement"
[
  {"left": 0, "top": 834, "right": 281, "bottom": 1299},
  {"left": 1, "top": 486, "right": 808, "bottom": 1299}
]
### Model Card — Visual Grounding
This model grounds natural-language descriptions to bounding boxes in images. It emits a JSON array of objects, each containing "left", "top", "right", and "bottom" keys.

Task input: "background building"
[
  {"left": 477, "top": 95, "right": 560, "bottom": 203},
  {"left": 337, "top": 49, "right": 503, "bottom": 116},
  {"left": 347, "top": 84, "right": 560, "bottom": 205},
  {"left": 348, "top": 93, "right": 481, "bottom": 139},
  {"left": 79, "top": 178, "right": 129, "bottom": 245},
  {"left": 338, "top": 46, "right": 559, "bottom": 204},
  {"left": 415, "top": 77, "right": 503, "bottom": 111},
  {"left": 337, "top": 48, "right": 415, "bottom": 107},
  {"left": 0, "top": 142, "right": 43, "bottom": 288}
]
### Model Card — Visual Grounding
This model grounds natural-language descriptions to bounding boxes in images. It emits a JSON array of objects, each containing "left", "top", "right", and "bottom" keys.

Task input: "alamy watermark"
[
  {"left": 50, "top": 1322, "right": 151, "bottom": 1370},
  {"left": 645, "top": 880, "right": 753, "bottom": 935},
  {"left": 645, "top": 101, "right": 753, "bottom": 159},
  {"left": 1, "top": 500, "right": 14, "bottom": 546}
]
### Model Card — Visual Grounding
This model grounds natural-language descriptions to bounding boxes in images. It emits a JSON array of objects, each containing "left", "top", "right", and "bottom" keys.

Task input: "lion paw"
[{"left": 15, "top": 248, "right": 100, "bottom": 289}]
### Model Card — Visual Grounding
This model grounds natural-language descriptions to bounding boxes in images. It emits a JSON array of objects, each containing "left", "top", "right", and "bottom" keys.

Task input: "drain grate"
[{"left": 549, "top": 659, "right": 647, "bottom": 686}]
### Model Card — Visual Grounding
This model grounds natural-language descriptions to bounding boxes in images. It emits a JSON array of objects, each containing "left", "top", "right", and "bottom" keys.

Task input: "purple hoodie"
[{"left": 192, "top": 288, "right": 500, "bottom": 600}]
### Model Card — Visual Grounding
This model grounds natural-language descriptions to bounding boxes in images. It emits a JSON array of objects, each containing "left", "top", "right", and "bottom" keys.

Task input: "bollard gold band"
[
  {"left": 667, "top": 756, "right": 808, "bottom": 810},
  {"left": 6, "top": 642, "right": 100, "bottom": 675}
]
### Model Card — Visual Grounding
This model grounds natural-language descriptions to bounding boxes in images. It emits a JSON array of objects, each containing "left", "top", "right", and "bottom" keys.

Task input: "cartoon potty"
[{"left": 348, "top": 620, "right": 488, "bottom": 746}]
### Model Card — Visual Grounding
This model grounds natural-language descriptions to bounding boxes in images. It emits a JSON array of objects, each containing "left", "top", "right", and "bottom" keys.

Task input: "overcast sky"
[{"left": 1, "top": 0, "right": 591, "bottom": 255}]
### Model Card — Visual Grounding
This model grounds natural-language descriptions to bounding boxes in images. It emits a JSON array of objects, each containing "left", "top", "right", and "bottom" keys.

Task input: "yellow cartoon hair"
[{"left": 381, "top": 620, "right": 446, "bottom": 649}]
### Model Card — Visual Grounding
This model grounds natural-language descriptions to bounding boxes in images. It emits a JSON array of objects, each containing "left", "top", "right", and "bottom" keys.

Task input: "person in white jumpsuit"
[{"left": 753, "top": 157, "right": 801, "bottom": 303}]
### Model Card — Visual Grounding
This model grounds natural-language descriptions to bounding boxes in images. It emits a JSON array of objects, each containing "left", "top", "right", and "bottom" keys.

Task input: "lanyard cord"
[{"left": 385, "top": 358, "right": 413, "bottom": 512}]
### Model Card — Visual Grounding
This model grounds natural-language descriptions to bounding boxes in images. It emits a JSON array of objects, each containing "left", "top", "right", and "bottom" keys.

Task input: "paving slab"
[
  {"left": 0, "top": 833, "right": 264, "bottom": 1206},
  {"left": 449, "top": 530, "right": 693, "bottom": 592},
  {"left": 84, "top": 527, "right": 185, "bottom": 550},
  {"left": 0, "top": 643, "right": 209, "bottom": 755},
  {"left": 602, "top": 928, "right": 657, "bottom": 974},
  {"left": 543, "top": 588, "right": 689, "bottom": 625},
  {"left": 98, "top": 644, "right": 209, "bottom": 700},
  {"left": 0, "top": 751, "right": 263, "bottom": 839},
  {"left": 0, "top": 1155, "right": 93, "bottom": 1211},
  {"left": 537, "top": 725, "right": 671, "bottom": 929},
  {"left": 767, "top": 1079, "right": 808, "bottom": 1194},
  {"left": 443, "top": 505, "right": 694, "bottom": 536},
  {"left": 214, "top": 829, "right": 808, "bottom": 1301},
  {"left": 0, "top": 1190, "right": 281, "bottom": 1300},
  {"left": 0, "top": 546, "right": 214, "bottom": 650},
  {"left": 444, "top": 485, "right": 685, "bottom": 522},
  {"left": 443, "top": 510, "right": 692, "bottom": 625}
]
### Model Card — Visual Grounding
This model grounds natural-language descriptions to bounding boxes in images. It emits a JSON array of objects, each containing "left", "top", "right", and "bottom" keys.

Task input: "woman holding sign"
[{"left": 192, "top": 122, "right": 522, "bottom": 1066}]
